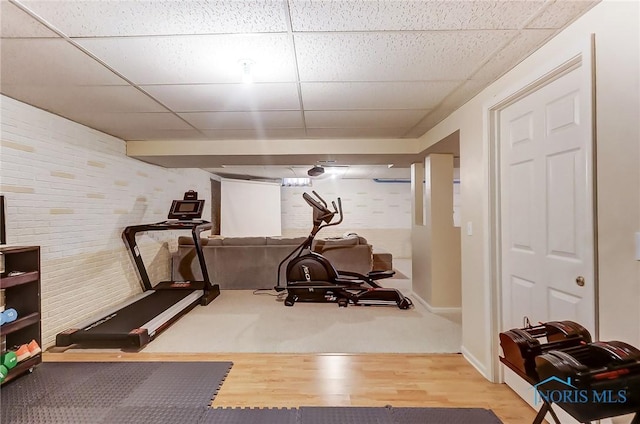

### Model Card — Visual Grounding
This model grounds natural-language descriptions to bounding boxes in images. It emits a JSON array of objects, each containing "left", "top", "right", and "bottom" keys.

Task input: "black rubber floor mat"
[
  {"left": 41, "top": 362, "right": 159, "bottom": 407},
  {"left": 1, "top": 407, "right": 112, "bottom": 424},
  {"left": 299, "top": 406, "right": 395, "bottom": 424},
  {"left": 99, "top": 406, "right": 208, "bottom": 424},
  {"left": 0, "top": 361, "right": 232, "bottom": 421},
  {"left": 205, "top": 406, "right": 503, "bottom": 424},
  {"left": 390, "top": 407, "right": 503, "bottom": 424},
  {"left": 119, "top": 362, "right": 232, "bottom": 407},
  {"left": 202, "top": 407, "right": 298, "bottom": 424},
  {"left": 0, "top": 362, "right": 98, "bottom": 407}
]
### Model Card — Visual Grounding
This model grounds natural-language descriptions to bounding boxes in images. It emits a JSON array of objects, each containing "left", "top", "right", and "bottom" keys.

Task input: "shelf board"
[
  {"left": 0, "top": 312, "right": 40, "bottom": 336},
  {"left": 0, "top": 246, "right": 38, "bottom": 255},
  {"left": 1, "top": 353, "right": 42, "bottom": 385},
  {"left": 0, "top": 270, "right": 39, "bottom": 289}
]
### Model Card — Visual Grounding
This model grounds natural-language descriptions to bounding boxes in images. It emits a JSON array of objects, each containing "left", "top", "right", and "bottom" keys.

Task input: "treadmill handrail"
[{"left": 123, "top": 220, "right": 214, "bottom": 292}]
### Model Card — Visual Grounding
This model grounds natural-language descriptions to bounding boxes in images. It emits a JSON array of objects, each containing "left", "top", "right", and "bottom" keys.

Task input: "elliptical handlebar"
[
  {"left": 304, "top": 191, "right": 343, "bottom": 229},
  {"left": 312, "top": 190, "right": 328, "bottom": 208},
  {"left": 331, "top": 198, "right": 343, "bottom": 226}
]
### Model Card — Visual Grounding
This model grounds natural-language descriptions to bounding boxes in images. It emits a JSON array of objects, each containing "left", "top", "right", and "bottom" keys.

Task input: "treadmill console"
[{"left": 167, "top": 199, "right": 204, "bottom": 220}]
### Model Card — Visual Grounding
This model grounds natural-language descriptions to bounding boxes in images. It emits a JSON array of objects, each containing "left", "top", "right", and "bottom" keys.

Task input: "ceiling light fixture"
[{"left": 238, "top": 59, "right": 254, "bottom": 84}]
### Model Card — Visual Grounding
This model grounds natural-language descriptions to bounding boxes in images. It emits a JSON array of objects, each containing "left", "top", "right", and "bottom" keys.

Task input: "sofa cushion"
[
  {"left": 178, "top": 236, "right": 193, "bottom": 245},
  {"left": 314, "top": 234, "right": 364, "bottom": 248},
  {"left": 178, "top": 236, "right": 223, "bottom": 246},
  {"left": 266, "top": 236, "right": 307, "bottom": 245},
  {"left": 222, "top": 237, "right": 267, "bottom": 246},
  {"left": 373, "top": 251, "right": 393, "bottom": 271}
]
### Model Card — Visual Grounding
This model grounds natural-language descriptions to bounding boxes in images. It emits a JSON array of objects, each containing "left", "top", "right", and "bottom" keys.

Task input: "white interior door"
[{"left": 499, "top": 63, "right": 596, "bottom": 421}]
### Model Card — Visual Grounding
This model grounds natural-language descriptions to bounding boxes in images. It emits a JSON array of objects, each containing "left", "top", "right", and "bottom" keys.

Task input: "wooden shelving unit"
[{"left": 0, "top": 246, "right": 41, "bottom": 385}]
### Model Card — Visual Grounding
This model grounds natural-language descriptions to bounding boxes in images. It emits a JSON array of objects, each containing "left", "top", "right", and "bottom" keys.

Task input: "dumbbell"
[
  {"left": 0, "top": 308, "right": 17, "bottom": 325},
  {"left": 1, "top": 351, "right": 17, "bottom": 369},
  {"left": 0, "top": 364, "right": 8, "bottom": 383}
]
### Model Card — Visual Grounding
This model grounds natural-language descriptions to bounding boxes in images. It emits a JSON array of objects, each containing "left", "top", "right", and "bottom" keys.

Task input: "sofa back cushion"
[
  {"left": 178, "top": 236, "right": 223, "bottom": 246},
  {"left": 222, "top": 237, "right": 267, "bottom": 246},
  {"left": 266, "top": 237, "right": 307, "bottom": 245},
  {"left": 173, "top": 233, "right": 373, "bottom": 289}
]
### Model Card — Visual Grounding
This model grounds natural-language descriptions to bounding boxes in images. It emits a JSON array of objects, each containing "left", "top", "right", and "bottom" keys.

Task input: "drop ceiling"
[{"left": 0, "top": 0, "right": 598, "bottom": 179}]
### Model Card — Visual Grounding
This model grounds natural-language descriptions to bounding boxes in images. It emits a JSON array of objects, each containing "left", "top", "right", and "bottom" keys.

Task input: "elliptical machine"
[{"left": 275, "top": 191, "right": 412, "bottom": 309}]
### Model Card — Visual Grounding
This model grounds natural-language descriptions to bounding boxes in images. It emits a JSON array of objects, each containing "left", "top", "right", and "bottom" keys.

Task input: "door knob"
[{"left": 576, "top": 276, "right": 585, "bottom": 287}]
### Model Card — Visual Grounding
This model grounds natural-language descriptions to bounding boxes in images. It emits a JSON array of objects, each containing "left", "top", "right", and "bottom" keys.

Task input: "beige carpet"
[{"left": 142, "top": 288, "right": 462, "bottom": 354}]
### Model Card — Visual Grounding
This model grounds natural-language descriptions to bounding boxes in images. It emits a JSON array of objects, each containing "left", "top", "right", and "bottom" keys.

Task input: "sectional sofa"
[{"left": 172, "top": 234, "right": 390, "bottom": 290}]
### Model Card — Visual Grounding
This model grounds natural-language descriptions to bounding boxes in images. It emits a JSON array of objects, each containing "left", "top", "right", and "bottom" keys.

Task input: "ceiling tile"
[
  {"left": 17, "top": 0, "right": 288, "bottom": 36},
  {"left": 405, "top": 80, "right": 487, "bottom": 137},
  {"left": 60, "top": 112, "right": 195, "bottom": 139},
  {"left": 306, "top": 128, "right": 408, "bottom": 139},
  {"left": 179, "top": 111, "right": 304, "bottom": 130},
  {"left": 1, "top": 85, "right": 167, "bottom": 114},
  {"left": 0, "top": 1, "right": 59, "bottom": 37},
  {"left": 471, "top": 29, "right": 557, "bottom": 82},
  {"left": 200, "top": 128, "right": 307, "bottom": 140},
  {"left": 0, "top": 39, "right": 126, "bottom": 85},
  {"left": 527, "top": 1, "right": 600, "bottom": 29},
  {"left": 76, "top": 34, "right": 296, "bottom": 85},
  {"left": 305, "top": 110, "right": 427, "bottom": 128},
  {"left": 289, "top": 0, "right": 546, "bottom": 31},
  {"left": 212, "top": 166, "right": 301, "bottom": 179},
  {"left": 142, "top": 83, "right": 300, "bottom": 112},
  {"left": 295, "top": 31, "right": 516, "bottom": 82},
  {"left": 301, "top": 81, "right": 460, "bottom": 110},
  {"left": 116, "top": 129, "right": 208, "bottom": 141}
]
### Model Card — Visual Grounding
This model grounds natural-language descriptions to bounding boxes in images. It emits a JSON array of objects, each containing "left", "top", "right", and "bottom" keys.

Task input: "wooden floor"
[{"left": 44, "top": 351, "right": 540, "bottom": 424}]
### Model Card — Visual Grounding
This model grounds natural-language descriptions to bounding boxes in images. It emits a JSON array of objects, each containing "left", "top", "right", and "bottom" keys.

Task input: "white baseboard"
[
  {"left": 461, "top": 345, "right": 489, "bottom": 380},
  {"left": 411, "top": 292, "right": 462, "bottom": 314}
]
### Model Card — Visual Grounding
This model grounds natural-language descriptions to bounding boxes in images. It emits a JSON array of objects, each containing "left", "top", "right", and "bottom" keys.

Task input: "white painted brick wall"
[{"left": 0, "top": 95, "right": 212, "bottom": 347}]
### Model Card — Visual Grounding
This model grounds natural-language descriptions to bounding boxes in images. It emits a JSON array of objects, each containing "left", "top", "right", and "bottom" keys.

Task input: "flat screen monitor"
[{"left": 168, "top": 199, "right": 204, "bottom": 220}]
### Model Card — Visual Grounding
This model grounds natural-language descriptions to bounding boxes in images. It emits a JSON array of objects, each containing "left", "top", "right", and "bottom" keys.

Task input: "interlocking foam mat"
[{"left": 1, "top": 362, "right": 232, "bottom": 424}]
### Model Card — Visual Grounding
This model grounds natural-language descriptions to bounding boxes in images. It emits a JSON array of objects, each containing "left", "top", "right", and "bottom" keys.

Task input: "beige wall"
[
  {"left": 411, "top": 162, "right": 429, "bottom": 302},
  {"left": 418, "top": 0, "right": 640, "bottom": 378},
  {"left": 430, "top": 155, "right": 461, "bottom": 308},
  {"left": 413, "top": 154, "right": 461, "bottom": 309}
]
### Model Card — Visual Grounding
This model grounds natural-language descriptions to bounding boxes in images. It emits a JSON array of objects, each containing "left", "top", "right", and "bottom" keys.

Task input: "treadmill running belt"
[{"left": 82, "top": 290, "right": 197, "bottom": 335}]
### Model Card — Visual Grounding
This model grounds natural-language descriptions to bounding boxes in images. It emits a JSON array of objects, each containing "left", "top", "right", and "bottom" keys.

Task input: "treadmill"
[{"left": 56, "top": 191, "right": 220, "bottom": 349}]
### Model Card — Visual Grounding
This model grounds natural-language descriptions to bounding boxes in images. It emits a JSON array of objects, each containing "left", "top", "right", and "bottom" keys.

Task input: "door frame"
[{"left": 484, "top": 35, "right": 598, "bottom": 384}]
